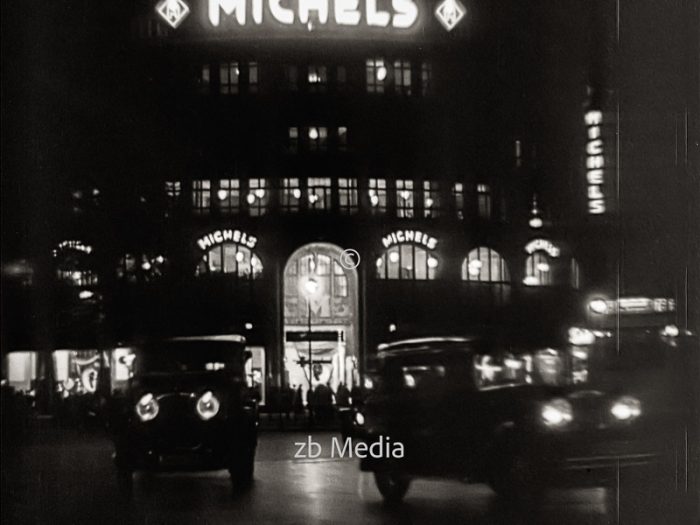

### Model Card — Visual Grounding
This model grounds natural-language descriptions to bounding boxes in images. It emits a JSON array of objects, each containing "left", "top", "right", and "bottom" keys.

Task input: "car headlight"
[
  {"left": 660, "top": 324, "right": 679, "bottom": 338},
  {"left": 611, "top": 396, "right": 642, "bottom": 421},
  {"left": 135, "top": 393, "right": 159, "bottom": 422},
  {"left": 568, "top": 327, "right": 596, "bottom": 346},
  {"left": 196, "top": 391, "right": 220, "bottom": 421},
  {"left": 363, "top": 377, "right": 374, "bottom": 390},
  {"left": 541, "top": 398, "right": 573, "bottom": 428},
  {"left": 354, "top": 411, "right": 365, "bottom": 426},
  {"left": 588, "top": 298, "right": 609, "bottom": 314}
]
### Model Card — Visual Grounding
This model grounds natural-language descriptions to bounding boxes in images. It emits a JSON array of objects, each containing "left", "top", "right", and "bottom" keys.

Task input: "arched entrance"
[{"left": 283, "top": 243, "right": 359, "bottom": 403}]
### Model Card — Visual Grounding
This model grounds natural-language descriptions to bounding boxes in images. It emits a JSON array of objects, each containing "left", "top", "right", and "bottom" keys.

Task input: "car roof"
[
  {"left": 377, "top": 337, "right": 478, "bottom": 358},
  {"left": 167, "top": 335, "right": 246, "bottom": 344}
]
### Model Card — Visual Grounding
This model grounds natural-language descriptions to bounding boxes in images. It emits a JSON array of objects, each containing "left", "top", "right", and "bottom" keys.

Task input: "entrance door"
[{"left": 283, "top": 243, "right": 359, "bottom": 404}]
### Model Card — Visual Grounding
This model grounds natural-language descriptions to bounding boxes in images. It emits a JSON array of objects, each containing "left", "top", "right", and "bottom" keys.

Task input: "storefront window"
[
  {"left": 307, "top": 65, "right": 327, "bottom": 93},
  {"left": 338, "top": 178, "right": 358, "bottom": 214},
  {"left": 192, "top": 179, "right": 211, "bottom": 214},
  {"left": 196, "top": 244, "right": 263, "bottom": 279},
  {"left": 524, "top": 252, "right": 552, "bottom": 286},
  {"left": 282, "top": 178, "right": 301, "bottom": 212},
  {"left": 462, "top": 247, "right": 509, "bottom": 282},
  {"left": 393, "top": 59, "right": 412, "bottom": 95},
  {"left": 376, "top": 245, "right": 438, "bottom": 280},
  {"left": 423, "top": 181, "right": 441, "bottom": 218},
  {"left": 366, "top": 58, "right": 387, "bottom": 93},
  {"left": 247, "top": 178, "right": 268, "bottom": 216},
  {"left": 452, "top": 182, "right": 465, "bottom": 219},
  {"left": 396, "top": 179, "right": 415, "bottom": 218},
  {"left": 54, "top": 242, "right": 98, "bottom": 287},
  {"left": 368, "top": 178, "right": 387, "bottom": 214},
  {"left": 307, "top": 178, "right": 332, "bottom": 210},
  {"left": 5, "top": 351, "right": 38, "bottom": 392},
  {"left": 53, "top": 350, "right": 102, "bottom": 397},
  {"left": 116, "top": 253, "right": 167, "bottom": 283},
  {"left": 217, "top": 179, "right": 240, "bottom": 214}
]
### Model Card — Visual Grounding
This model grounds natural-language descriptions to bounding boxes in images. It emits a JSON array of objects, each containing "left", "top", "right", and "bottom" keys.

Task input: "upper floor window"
[
  {"left": 421, "top": 62, "right": 432, "bottom": 96},
  {"left": 220, "top": 61, "right": 240, "bottom": 95},
  {"left": 368, "top": 178, "right": 387, "bottom": 214},
  {"left": 217, "top": 179, "right": 240, "bottom": 215},
  {"left": 196, "top": 244, "right": 263, "bottom": 279},
  {"left": 165, "top": 181, "right": 181, "bottom": 208},
  {"left": 282, "top": 178, "right": 301, "bottom": 212},
  {"left": 284, "top": 65, "right": 299, "bottom": 91},
  {"left": 376, "top": 245, "right": 439, "bottom": 280},
  {"left": 462, "top": 248, "right": 509, "bottom": 283},
  {"left": 338, "top": 178, "right": 358, "bottom": 214},
  {"left": 393, "top": 59, "right": 412, "bottom": 95},
  {"left": 307, "top": 65, "right": 327, "bottom": 93},
  {"left": 198, "top": 64, "right": 211, "bottom": 94},
  {"left": 477, "top": 183, "right": 492, "bottom": 219},
  {"left": 192, "top": 180, "right": 211, "bottom": 215},
  {"left": 288, "top": 127, "right": 299, "bottom": 153},
  {"left": 396, "top": 179, "right": 415, "bottom": 218},
  {"left": 246, "top": 178, "right": 268, "bottom": 216},
  {"left": 571, "top": 258, "right": 581, "bottom": 289},
  {"left": 524, "top": 252, "right": 552, "bottom": 286},
  {"left": 452, "top": 182, "right": 465, "bottom": 219},
  {"left": 336, "top": 66, "right": 347, "bottom": 91},
  {"left": 307, "top": 178, "right": 332, "bottom": 210},
  {"left": 248, "top": 62, "right": 259, "bottom": 93},
  {"left": 337, "top": 126, "right": 348, "bottom": 151},
  {"left": 366, "top": 58, "right": 387, "bottom": 93},
  {"left": 307, "top": 126, "right": 328, "bottom": 151},
  {"left": 423, "top": 181, "right": 441, "bottom": 218}
]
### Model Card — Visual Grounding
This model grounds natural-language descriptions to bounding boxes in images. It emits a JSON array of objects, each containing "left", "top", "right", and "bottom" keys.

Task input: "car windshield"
[{"left": 135, "top": 340, "right": 246, "bottom": 374}]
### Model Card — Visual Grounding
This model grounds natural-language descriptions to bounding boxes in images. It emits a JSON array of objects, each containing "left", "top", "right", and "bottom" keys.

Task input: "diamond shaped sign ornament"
[
  {"left": 435, "top": 0, "right": 467, "bottom": 32},
  {"left": 155, "top": 0, "right": 190, "bottom": 29}
]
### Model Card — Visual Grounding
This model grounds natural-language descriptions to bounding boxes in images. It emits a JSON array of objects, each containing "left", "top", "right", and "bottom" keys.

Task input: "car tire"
[
  {"left": 229, "top": 450, "right": 255, "bottom": 493},
  {"left": 374, "top": 471, "right": 411, "bottom": 505}
]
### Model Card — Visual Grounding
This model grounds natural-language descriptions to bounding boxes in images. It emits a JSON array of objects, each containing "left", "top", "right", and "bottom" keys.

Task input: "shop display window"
[
  {"left": 462, "top": 247, "right": 510, "bottom": 283},
  {"left": 53, "top": 350, "right": 102, "bottom": 397},
  {"left": 376, "top": 245, "right": 438, "bottom": 280},
  {"left": 524, "top": 252, "right": 553, "bottom": 286},
  {"left": 196, "top": 244, "right": 263, "bottom": 279}
]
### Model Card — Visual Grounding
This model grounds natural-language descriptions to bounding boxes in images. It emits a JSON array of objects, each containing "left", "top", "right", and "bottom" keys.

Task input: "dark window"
[{"left": 421, "top": 62, "right": 432, "bottom": 96}]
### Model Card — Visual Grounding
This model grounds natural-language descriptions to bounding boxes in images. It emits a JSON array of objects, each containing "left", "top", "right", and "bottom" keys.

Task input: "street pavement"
[{"left": 1, "top": 429, "right": 693, "bottom": 525}]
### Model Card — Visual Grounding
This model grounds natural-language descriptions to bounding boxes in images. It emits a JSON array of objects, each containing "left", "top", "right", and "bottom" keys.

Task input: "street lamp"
[{"left": 302, "top": 275, "right": 319, "bottom": 426}]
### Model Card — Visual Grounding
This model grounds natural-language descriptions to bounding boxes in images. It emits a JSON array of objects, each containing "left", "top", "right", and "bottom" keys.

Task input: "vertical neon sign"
[{"left": 584, "top": 110, "right": 605, "bottom": 214}]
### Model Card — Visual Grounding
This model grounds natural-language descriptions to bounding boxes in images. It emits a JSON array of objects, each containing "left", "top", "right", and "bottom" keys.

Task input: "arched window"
[
  {"left": 53, "top": 241, "right": 98, "bottom": 287},
  {"left": 196, "top": 244, "right": 263, "bottom": 279},
  {"left": 284, "top": 254, "right": 347, "bottom": 299},
  {"left": 461, "top": 247, "right": 509, "bottom": 282},
  {"left": 376, "top": 245, "right": 438, "bottom": 280},
  {"left": 570, "top": 258, "right": 581, "bottom": 289},
  {"left": 524, "top": 252, "right": 553, "bottom": 286},
  {"left": 116, "top": 253, "right": 167, "bottom": 283}
]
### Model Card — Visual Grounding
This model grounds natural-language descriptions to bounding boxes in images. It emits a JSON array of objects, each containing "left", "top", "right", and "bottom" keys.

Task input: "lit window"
[
  {"left": 192, "top": 180, "right": 211, "bottom": 215},
  {"left": 196, "top": 244, "right": 263, "bottom": 279},
  {"left": 515, "top": 139, "right": 523, "bottom": 167},
  {"left": 333, "top": 261, "right": 348, "bottom": 297},
  {"left": 248, "top": 61, "right": 258, "bottom": 93},
  {"left": 117, "top": 253, "right": 167, "bottom": 283},
  {"left": 337, "top": 126, "right": 348, "bottom": 151},
  {"left": 307, "top": 126, "right": 328, "bottom": 151},
  {"left": 376, "top": 245, "right": 438, "bottom": 280},
  {"left": 284, "top": 65, "right": 298, "bottom": 91},
  {"left": 165, "top": 181, "right": 181, "bottom": 207},
  {"left": 396, "top": 179, "right": 415, "bottom": 218},
  {"left": 452, "top": 182, "right": 465, "bottom": 219},
  {"left": 368, "top": 178, "right": 387, "bottom": 214},
  {"left": 423, "top": 181, "right": 441, "bottom": 218},
  {"left": 282, "top": 178, "right": 301, "bottom": 212},
  {"left": 462, "top": 248, "right": 509, "bottom": 282},
  {"left": 307, "top": 178, "right": 332, "bottom": 210},
  {"left": 338, "top": 178, "right": 358, "bottom": 214},
  {"left": 288, "top": 127, "right": 299, "bottom": 153},
  {"left": 247, "top": 178, "right": 268, "bottom": 216},
  {"left": 54, "top": 246, "right": 98, "bottom": 287},
  {"left": 421, "top": 62, "right": 432, "bottom": 96},
  {"left": 198, "top": 64, "right": 210, "bottom": 94},
  {"left": 393, "top": 59, "right": 412, "bottom": 95},
  {"left": 366, "top": 58, "right": 387, "bottom": 93},
  {"left": 219, "top": 62, "right": 239, "bottom": 95},
  {"left": 524, "top": 252, "right": 552, "bottom": 286},
  {"left": 217, "top": 179, "right": 240, "bottom": 215},
  {"left": 307, "top": 65, "right": 327, "bottom": 93},
  {"left": 477, "top": 183, "right": 492, "bottom": 219},
  {"left": 571, "top": 258, "right": 581, "bottom": 289}
]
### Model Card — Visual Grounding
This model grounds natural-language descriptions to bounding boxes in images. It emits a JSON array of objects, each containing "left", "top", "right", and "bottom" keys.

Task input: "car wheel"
[
  {"left": 229, "top": 450, "right": 255, "bottom": 493},
  {"left": 374, "top": 471, "right": 411, "bottom": 505}
]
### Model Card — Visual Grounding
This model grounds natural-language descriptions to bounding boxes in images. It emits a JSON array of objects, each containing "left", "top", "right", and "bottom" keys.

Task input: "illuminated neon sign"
[
  {"left": 524, "top": 239, "right": 560, "bottom": 258},
  {"left": 382, "top": 230, "right": 438, "bottom": 250},
  {"left": 53, "top": 240, "right": 93, "bottom": 257},
  {"left": 197, "top": 229, "right": 258, "bottom": 250},
  {"left": 584, "top": 110, "right": 606, "bottom": 214}
]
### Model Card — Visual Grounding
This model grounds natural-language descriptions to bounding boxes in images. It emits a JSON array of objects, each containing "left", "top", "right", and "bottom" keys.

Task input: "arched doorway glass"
[{"left": 283, "top": 243, "right": 359, "bottom": 405}]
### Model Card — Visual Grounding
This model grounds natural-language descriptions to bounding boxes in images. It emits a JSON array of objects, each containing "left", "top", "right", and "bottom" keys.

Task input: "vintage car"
[
  {"left": 346, "top": 332, "right": 687, "bottom": 508},
  {"left": 109, "top": 335, "right": 258, "bottom": 495}
]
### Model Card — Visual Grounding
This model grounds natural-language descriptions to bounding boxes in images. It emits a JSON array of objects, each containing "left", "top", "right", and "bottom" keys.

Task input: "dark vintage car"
[
  {"left": 109, "top": 336, "right": 258, "bottom": 495},
  {"left": 346, "top": 331, "right": 689, "bottom": 508}
]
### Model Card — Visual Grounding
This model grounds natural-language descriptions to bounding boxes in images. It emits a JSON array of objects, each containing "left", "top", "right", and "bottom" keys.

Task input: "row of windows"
[
  {"left": 197, "top": 60, "right": 431, "bottom": 96},
  {"left": 179, "top": 179, "right": 492, "bottom": 219},
  {"left": 55, "top": 246, "right": 578, "bottom": 289}
]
